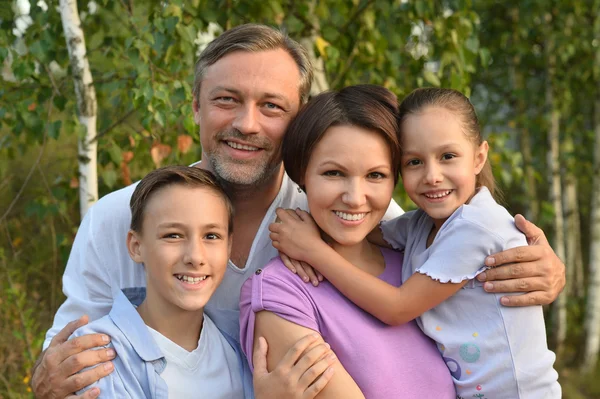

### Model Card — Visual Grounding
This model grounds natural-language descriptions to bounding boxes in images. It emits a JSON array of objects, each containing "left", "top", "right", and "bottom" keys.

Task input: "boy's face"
[{"left": 127, "top": 185, "right": 231, "bottom": 314}]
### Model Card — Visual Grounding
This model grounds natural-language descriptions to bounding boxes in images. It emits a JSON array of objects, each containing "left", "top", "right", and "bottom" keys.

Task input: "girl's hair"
[
  {"left": 282, "top": 84, "right": 401, "bottom": 187},
  {"left": 398, "top": 88, "right": 497, "bottom": 198}
]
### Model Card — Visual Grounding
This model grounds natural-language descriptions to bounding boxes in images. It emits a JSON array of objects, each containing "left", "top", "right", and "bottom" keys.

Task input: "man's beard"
[{"left": 206, "top": 129, "right": 281, "bottom": 187}]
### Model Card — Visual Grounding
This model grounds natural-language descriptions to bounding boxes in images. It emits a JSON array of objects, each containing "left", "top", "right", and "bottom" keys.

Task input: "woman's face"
[{"left": 303, "top": 125, "right": 395, "bottom": 247}]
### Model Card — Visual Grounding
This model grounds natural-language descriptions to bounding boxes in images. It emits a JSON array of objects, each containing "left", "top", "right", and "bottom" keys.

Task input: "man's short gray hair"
[{"left": 193, "top": 23, "right": 313, "bottom": 105}]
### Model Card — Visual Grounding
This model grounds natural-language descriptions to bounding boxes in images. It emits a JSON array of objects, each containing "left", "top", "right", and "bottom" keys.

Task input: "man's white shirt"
[{"left": 44, "top": 170, "right": 403, "bottom": 348}]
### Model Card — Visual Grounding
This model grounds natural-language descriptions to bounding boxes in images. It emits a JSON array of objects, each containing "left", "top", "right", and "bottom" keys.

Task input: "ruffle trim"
[{"left": 414, "top": 265, "right": 488, "bottom": 286}]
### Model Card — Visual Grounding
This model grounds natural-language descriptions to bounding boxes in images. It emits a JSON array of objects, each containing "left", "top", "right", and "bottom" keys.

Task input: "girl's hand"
[{"left": 270, "top": 208, "right": 329, "bottom": 285}]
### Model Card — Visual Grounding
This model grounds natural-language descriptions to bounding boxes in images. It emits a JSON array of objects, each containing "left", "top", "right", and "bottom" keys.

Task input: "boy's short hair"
[{"left": 129, "top": 166, "right": 234, "bottom": 234}]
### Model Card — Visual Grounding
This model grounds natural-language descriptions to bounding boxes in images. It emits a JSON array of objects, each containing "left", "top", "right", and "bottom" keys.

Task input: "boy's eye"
[
  {"left": 205, "top": 233, "right": 221, "bottom": 240},
  {"left": 164, "top": 233, "right": 182, "bottom": 239}
]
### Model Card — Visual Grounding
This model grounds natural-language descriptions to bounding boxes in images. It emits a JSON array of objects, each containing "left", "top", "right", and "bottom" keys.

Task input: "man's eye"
[{"left": 264, "top": 102, "right": 282, "bottom": 110}]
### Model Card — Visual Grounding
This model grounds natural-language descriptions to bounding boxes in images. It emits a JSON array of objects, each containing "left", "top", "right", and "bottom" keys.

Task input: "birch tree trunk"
[
  {"left": 59, "top": 0, "right": 98, "bottom": 218},
  {"left": 563, "top": 141, "right": 584, "bottom": 298},
  {"left": 298, "top": 0, "right": 329, "bottom": 96},
  {"left": 546, "top": 40, "right": 567, "bottom": 353},
  {"left": 583, "top": 3, "right": 600, "bottom": 372}
]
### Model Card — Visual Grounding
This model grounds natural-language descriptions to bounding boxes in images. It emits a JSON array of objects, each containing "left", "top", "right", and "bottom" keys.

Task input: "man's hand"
[
  {"left": 253, "top": 334, "right": 335, "bottom": 399},
  {"left": 476, "top": 214, "right": 566, "bottom": 306},
  {"left": 31, "top": 316, "right": 116, "bottom": 399}
]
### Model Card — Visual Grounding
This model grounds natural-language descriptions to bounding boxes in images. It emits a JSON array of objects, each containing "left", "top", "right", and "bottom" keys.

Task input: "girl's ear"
[
  {"left": 127, "top": 230, "right": 144, "bottom": 263},
  {"left": 474, "top": 140, "right": 489, "bottom": 175}
]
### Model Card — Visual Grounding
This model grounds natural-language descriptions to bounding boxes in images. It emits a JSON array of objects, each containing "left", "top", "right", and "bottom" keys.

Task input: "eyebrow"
[
  {"left": 157, "top": 222, "right": 226, "bottom": 230},
  {"left": 402, "top": 143, "right": 462, "bottom": 156},
  {"left": 319, "top": 160, "right": 391, "bottom": 170},
  {"left": 209, "top": 86, "right": 291, "bottom": 106}
]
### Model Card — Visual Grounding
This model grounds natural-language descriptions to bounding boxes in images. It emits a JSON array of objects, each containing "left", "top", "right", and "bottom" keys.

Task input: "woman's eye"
[
  {"left": 323, "top": 170, "right": 342, "bottom": 177},
  {"left": 368, "top": 172, "right": 386, "bottom": 179}
]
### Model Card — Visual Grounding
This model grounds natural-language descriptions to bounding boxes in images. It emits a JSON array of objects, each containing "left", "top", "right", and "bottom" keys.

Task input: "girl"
[
  {"left": 270, "top": 88, "right": 561, "bottom": 398},
  {"left": 240, "top": 85, "right": 456, "bottom": 398}
]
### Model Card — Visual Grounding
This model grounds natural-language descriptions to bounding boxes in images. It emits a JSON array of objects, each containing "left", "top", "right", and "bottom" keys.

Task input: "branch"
[
  {"left": 0, "top": 95, "right": 54, "bottom": 224},
  {"left": 340, "top": 0, "right": 376, "bottom": 35},
  {"left": 91, "top": 108, "right": 136, "bottom": 142}
]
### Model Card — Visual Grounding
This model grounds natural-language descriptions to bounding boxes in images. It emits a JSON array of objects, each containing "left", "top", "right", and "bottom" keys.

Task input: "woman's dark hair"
[
  {"left": 398, "top": 87, "right": 497, "bottom": 197},
  {"left": 282, "top": 84, "right": 401, "bottom": 187}
]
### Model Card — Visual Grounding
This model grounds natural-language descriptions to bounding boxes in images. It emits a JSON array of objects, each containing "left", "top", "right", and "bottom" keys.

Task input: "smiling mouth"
[
  {"left": 333, "top": 211, "right": 367, "bottom": 221},
  {"left": 175, "top": 274, "right": 208, "bottom": 284},
  {"left": 226, "top": 141, "right": 260, "bottom": 151},
  {"left": 424, "top": 190, "right": 453, "bottom": 199}
]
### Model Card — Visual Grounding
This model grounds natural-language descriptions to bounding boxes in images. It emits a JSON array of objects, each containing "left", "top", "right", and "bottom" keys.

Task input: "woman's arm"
[{"left": 254, "top": 311, "right": 365, "bottom": 399}]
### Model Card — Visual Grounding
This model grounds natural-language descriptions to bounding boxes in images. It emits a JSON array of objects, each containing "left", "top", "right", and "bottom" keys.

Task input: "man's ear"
[
  {"left": 474, "top": 140, "right": 489, "bottom": 175},
  {"left": 127, "top": 230, "right": 144, "bottom": 263},
  {"left": 193, "top": 97, "right": 201, "bottom": 125}
]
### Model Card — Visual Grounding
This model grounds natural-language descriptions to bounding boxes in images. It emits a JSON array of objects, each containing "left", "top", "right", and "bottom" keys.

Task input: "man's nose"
[{"left": 232, "top": 104, "right": 260, "bottom": 135}]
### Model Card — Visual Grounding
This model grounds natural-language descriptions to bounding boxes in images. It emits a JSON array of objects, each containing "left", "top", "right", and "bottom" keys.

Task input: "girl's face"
[
  {"left": 400, "top": 106, "right": 488, "bottom": 228},
  {"left": 303, "top": 125, "right": 395, "bottom": 247}
]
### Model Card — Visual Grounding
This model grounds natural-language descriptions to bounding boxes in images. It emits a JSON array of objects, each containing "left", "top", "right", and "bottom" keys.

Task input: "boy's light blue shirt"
[{"left": 72, "top": 289, "right": 254, "bottom": 398}]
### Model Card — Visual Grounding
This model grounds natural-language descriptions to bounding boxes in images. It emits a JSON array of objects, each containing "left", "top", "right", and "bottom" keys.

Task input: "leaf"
[
  {"left": 122, "top": 151, "right": 134, "bottom": 163},
  {"left": 150, "top": 143, "right": 172, "bottom": 168},
  {"left": 315, "top": 36, "right": 330, "bottom": 59},
  {"left": 423, "top": 70, "right": 441, "bottom": 87},
  {"left": 102, "top": 169, "right": 118, "bottom": 189},
  {"left": 177, "top": 135, "right": 193, "bottom": 154}
]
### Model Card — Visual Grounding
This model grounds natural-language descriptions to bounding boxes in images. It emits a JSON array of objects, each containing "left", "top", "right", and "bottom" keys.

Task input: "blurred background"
[{"left": 1, "top": 0, "right": 600, "bottom": 397}]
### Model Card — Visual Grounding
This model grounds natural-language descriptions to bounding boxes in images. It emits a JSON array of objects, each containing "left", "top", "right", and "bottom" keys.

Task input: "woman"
[{"left": 239, "top": 85, "right": 456, "bottom": 398}]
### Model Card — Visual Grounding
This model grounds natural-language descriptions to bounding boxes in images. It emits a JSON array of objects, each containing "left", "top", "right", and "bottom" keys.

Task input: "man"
[{"left": 32, "top": 23, "right": 565, "bottom": 399}]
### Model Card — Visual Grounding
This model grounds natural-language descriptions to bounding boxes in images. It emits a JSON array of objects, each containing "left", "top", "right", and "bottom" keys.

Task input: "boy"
[{"left": 71, "top": 166, "right": 252, "bottom": 398}]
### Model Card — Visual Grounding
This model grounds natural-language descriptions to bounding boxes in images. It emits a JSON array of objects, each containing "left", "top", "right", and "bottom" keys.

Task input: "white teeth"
[
  {"left": 425, "top": 190, "right": 452, "bottom": 199},
  {"left": 334, "top": 211, "right": 366, "bottom": 221},
  {"left": 176, "top": 275, "right": 207, "bottom": 284},
  {"left": 226, "top": 141, "right": 259, "bottom": 151}
]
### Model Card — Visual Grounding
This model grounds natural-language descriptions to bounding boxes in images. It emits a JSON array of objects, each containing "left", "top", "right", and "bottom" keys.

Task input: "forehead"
[
  {"left": 310, "top": 125, "right": 392, "bottom": 164},
  {"left": 201, "top": 49, "right": 302, "bottom": 102},
  {"left": 143, "top": 185, "right": 228, "bottom": 225},
  {"left": 402, "top": 107, "right": 467, "bottom": 144}
]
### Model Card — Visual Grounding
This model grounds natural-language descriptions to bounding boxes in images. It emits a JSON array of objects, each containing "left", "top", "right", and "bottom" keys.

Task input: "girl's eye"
[
  {"left": 205, "top": 233, "right": 221, "bottom": 240},
  {"left": 368, "top": 172, "right": 386, "bottom": 179},
  {"left": 442, "top": 153, "right": 456, "bottom": 160},
  {"left": 405, "top": 159, "right": 421, "bottom": 166},
  {"left": 323, "top": 170, "right": 342, "bottom": 177}
]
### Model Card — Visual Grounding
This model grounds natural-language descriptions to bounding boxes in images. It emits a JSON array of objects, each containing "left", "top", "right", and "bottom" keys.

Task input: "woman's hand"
[
  {"left": 270, "top": 208, "right": 329, "bottom": 286},
  {"left": 476, "top": 214, "right": 566, "bottom": 306}
]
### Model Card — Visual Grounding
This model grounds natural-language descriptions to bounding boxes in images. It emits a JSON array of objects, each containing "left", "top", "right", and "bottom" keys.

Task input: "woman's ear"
[
  {"left": 474, "top": 140, "right": 489, "bottom": 175},
  {"left": 127, "top": 230, "right": 144, "bottom": 263}
]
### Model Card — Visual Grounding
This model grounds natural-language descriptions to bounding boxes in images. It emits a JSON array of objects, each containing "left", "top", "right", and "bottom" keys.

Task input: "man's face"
[{"left": 194, "top": 49, "right": 302, "bottom": 186}]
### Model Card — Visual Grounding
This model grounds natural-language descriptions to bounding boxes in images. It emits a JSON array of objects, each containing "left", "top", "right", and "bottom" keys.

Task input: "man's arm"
[
  {"left": 477, "top": 214, "right": 566, "bottom": 306},
  {"left": 32, "top": 193, "right": 132, "bottom": 397},
  {"left": 31, "top": 316, "right": 115, "bottom": 399}
]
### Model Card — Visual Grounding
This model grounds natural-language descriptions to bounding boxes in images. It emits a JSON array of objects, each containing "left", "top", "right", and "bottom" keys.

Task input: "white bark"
[
  {"left": 59, "top": 0, "right": 98, "bottom": 218},
  {"left": 300, "top": 35, "right": 329, "bottom": 96},
  {"left": 583, "top": 8, "right": 600, "bottom": 371},
  {"left": 563, "top": 168, "right": 583, "bottom": 298},
  {"left": 546, "top": 43, "right": 567, "bottom": 352}
]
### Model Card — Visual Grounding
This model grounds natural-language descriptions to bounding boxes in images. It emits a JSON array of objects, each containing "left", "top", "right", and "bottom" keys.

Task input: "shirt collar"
[{"left": 109, "top": 290, "right": 165, "bottom": 363}]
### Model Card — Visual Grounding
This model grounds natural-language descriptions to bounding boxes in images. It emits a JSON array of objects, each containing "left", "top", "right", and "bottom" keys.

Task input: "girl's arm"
[
  {"left": 254, "top": 311, "right": 365, "bottom": 399},
  {"left": 270, "top": 208, "right": 467, "bottom": 326}
]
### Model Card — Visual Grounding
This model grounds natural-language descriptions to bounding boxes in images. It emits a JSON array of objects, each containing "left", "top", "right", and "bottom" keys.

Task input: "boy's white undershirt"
[{"left": 146, "top": 314, "right": 243, "bottom": 399}]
